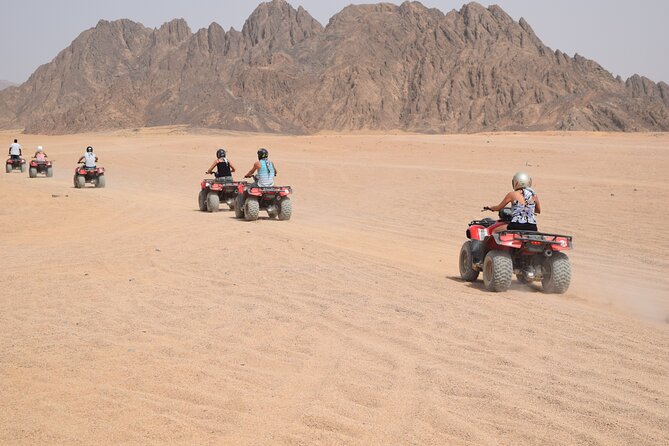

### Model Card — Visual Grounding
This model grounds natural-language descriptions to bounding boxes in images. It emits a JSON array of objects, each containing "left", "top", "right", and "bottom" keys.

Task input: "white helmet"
[
  {"left": 512, "top": 172, "right": 532, "bottom": 190},
  {"left": 36, "top": 145, "right": 43, "bottom": 152}
]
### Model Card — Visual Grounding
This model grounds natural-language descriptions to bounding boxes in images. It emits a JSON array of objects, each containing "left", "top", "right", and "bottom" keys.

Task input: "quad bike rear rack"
[{"left": 494, "top": 231, "right": 573, "bottom": 249}]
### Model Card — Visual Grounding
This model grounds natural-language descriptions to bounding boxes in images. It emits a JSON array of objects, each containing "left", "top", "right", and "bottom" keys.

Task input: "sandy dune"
[{"left": 1, "top": 129, "right": 668, "bottom": 445}]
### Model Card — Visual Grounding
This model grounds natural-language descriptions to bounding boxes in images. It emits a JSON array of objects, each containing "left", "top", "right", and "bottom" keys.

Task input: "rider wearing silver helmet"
[
  {"left": 33, "top": 145, "right": 48, "bottom": 161},
  {"left": 486, "top": 172, "right": 541, "bottom": 232},
  {"left": 206, "top": 148, "right": 236, "bottom": 182},
  {"left": 77, "top": 146, "right": 98, "bottom": 169},
  {"left": 244, "top": 148, "right": 277, "bottom": 187}
]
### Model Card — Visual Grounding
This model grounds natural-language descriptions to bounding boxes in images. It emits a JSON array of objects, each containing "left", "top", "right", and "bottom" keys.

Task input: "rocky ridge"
[{"left": 0, "top": 0, "right": 667, "bottom": 134}]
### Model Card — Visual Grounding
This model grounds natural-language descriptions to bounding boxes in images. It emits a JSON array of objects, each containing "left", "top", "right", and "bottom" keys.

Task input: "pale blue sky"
[{"left": 1, "top": 0, "right": 667, "bottom": 84}]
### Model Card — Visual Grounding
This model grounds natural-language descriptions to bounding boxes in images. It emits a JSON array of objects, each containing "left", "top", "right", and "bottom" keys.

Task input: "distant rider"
[
  {"left": 485, "top": 172, "right": 541, "bottom": 232},
  {"left": 8, "top": 138, "right": 21, "bottom": 160},
  {"left": 33, "top": 145, "right": 48, "bottom": 161},
  {"left": 206, "top": 148, "right": 236, "bottom": 182},
  {"left": 244, "top": 148, "right": 276, "bottom": 187},
  {"left": 77, "top": 146, "right": 98, "bottom": 169}
]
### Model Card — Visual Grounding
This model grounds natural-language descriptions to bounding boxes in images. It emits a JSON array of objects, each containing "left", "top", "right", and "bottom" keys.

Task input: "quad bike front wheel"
[
  {"left": 483, "top": 250, "right": 513, "bottom": 292},
  {"left": 542, "top": 252, "right": 571, "bottom": 294},
  {"left": 459, "top": 241, "right": 480, "bottom": 282},
  {"left": 206, "top": 192, "right": 220, "bottom": 213},
  {"left": 234, "top": 194, "right": 245, "bottom": 218},
  {"left": 278, "top": 198, "right": 292, "bottom": 221},
  {"left": 244, "top": 197, "right": 260, "bottom": 221},
  {"left": 29, "top": 167, "right": 37, "bottom": 178},
  {"left": 198, "top": 190, "right": 207, "bottom": 211}
]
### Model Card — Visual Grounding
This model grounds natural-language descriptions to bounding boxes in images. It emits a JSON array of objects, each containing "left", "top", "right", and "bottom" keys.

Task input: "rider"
[
  {"left": 8, "top": 139, "right": 21, "bottom": 160},
  {"left": 77, "top": 146, "right": 98, "bottom": 169},
  {"left": 486, "top": 172, "right": 541, "bottom": 232},
  {"left": 244, "top": 148, "right": 277, "bottom": 187},
  {"left": 33, "top": 145, "right": 48, "bottom": 161},
  {"left": 206, "top": 148, "right": 235, "bottom": 182}
]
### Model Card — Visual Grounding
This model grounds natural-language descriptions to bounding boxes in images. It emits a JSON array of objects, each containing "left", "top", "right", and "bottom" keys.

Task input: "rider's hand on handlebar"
[{"left": 482, "top": 206, "right": 492, "bottom": 212}]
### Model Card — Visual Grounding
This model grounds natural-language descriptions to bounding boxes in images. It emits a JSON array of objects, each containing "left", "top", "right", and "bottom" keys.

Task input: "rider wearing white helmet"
[
  {"left": 33, "top": 145, "right": 48, "bottom": 161},
  {"left": 486, "top": 172, "right": 542, "bottom": 232}
]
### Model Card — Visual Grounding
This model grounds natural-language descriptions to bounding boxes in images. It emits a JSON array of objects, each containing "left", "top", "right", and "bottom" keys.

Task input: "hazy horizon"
[{"left": 1, "top": 0, "right": 668, "bottom": 85}]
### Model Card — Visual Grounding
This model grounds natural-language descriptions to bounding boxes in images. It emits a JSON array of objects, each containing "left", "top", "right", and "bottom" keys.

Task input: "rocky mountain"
[{"left": 0, "top": 0, "right": 667, "bottom": 134}]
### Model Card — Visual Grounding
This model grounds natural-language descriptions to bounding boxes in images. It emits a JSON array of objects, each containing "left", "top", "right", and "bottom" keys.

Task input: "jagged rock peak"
[
  {"left": 156, "top": 18, "right": 192, "bottom": 45},
  {"left": 242, "top": 0, "right": 323, "bottom": 47}
]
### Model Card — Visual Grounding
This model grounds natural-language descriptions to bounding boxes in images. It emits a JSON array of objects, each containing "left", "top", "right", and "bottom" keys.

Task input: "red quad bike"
[
  {"left": 73, "top": 163, "right": 106, "bottom": 188},
  {"left": 235, "top": 183, "right": 293, "bottom": 221},
  {"left": 29, "top": 159, "right": 53, "bottom": 178},
  {"left": 6, "top": 157, "right": 26, "bottom": 173},
  {"left": 198, "top": 175, "right": 248, "bottom": 213},
  {"left": 459, "top": 208, "right": 573, "bottom": 293}
]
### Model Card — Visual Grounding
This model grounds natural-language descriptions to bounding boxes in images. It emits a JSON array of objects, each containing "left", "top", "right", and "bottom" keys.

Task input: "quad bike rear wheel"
[
  {"left": 483, "top": 250, "right": 513, "bottom": 292},
  {"left": 278, "top": 198, "right": 292, "bottom": 221},
  {"left": 234, "top": 194, "right": 245, "bottom": 218},
  {"left": 29, "top": 167, "right": 37, "bottom": 178},
  {"left": 459, "top": 241, "right": 480, "bottom": 282},
  {"left": 46, "top": 167, "right": 53, "bottom": 177},
  {"left": 198, "top": 190, "right": 207, "bottom": 212},
  {"left": 95, "top": 175, "right": 106, "bottom": 188},
  {"left": 206, "top": 192, "right": 220, "bottom": 213},
  {"left": 542, "top": 252, "right": 571, "bottom": 294},
  {"left": 75, "top": 175, "right": 85, "bottom": 188},
  {"left": 20, "top": 164, "right": 26, "bottom": 173},
  {"left": 5, "top": 164, "right": 11, "bottom": 173},
  {"left": 244, "top": 197, "right": 260, "bottom": 221}
]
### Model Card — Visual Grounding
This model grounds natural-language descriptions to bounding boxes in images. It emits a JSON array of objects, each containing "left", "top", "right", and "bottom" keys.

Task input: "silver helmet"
[{"left": 512, "top": 172, "right": 532, "bottom": 190}]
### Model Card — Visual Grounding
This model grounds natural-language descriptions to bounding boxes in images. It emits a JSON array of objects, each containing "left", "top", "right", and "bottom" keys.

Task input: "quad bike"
[
  {"left": 28, "top": 159, "right": 53, "bottom": 178},
  {"left": 6, "top": 157, "right": 26, "bottom": 173},
  {"left": 235, "top": 182, "right": 293, "bottom": 221},
  {"left": 459, "top": 208, "right": 573, "bottom": 293},
  {"left": 73, "top": 163, "right": 106, "bottom": 188},
  {"left": 198, "top": 174, "right": 247, "bottom": 213}
]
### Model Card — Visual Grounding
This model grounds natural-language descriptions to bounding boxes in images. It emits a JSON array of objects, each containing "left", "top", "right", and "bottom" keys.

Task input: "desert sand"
[{"left": 1, "top": 129, "right": 668, "bottom": 445}]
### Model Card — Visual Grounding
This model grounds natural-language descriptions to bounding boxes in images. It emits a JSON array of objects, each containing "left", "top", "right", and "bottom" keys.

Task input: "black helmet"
[
  {"left": 216, "top": 148, "right": 226, "bottom": 159},
  {"left": 257, "top": 148, "right": 269, "bottom": 160},
  {"left": 86, "top": 146, "right": 93, "bottom": 153}
]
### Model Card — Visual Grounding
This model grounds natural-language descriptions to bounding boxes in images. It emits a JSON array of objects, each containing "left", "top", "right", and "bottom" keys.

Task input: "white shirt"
[
  {"left": 84, "top": 152, "right": 96, "bottom": 168},
  {"left": 9, "top": 143, "right": 21, "bottom": 155}
]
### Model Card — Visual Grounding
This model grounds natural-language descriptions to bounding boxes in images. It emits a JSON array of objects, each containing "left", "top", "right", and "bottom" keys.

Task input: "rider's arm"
[
  {"left": 273, "top": 162, "right": 277, "bottom": 177},
  {"left": 534, "top": 195, "right": 542, "bottom": 214},
  {"left": 229, "top": 162, "right": 235, "bottom": 173},
  {"left": 489, "top": 192, "right": 515, "bottom": 212},
  {"left": 95, "top": 156, "right": 98, "bottom": 162},
  {"left": 77, "top": 156, "right": 84, "bottom": 163},
  {"left": 245, "top": 161, "right": 260, "bottom": 178},
  {"left": 206, "top": 160, "right": 218, "bottom": 174}
]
